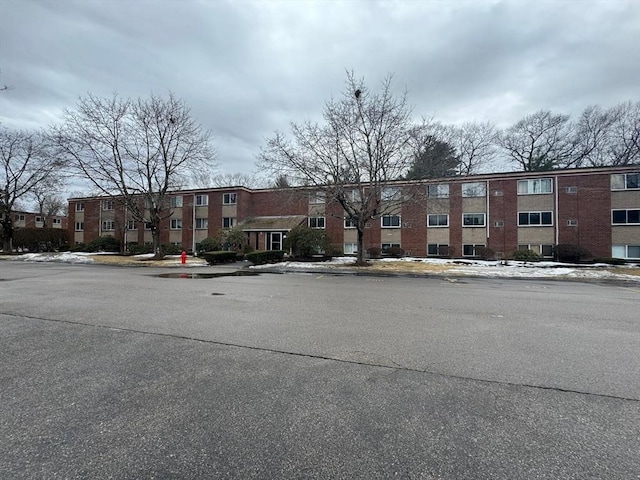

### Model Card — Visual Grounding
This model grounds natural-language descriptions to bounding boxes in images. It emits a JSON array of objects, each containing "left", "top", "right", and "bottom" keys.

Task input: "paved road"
[{"left": 1, "top": 262, "right": 639, "bottom": 479}]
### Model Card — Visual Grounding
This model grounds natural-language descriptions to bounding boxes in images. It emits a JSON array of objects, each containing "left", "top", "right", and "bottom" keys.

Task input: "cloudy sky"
[{"left": 1, "top": 0, "right": 639, "bottom": 183}]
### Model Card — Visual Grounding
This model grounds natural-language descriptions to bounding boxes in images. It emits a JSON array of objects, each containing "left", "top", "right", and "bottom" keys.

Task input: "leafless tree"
[
  {"left": 196, "top": 171, "right": 263, "bottom": 189},
  {"left": 52, "top": 93, "right": 216, "bottom": 257},
  {"left": 30, "top": 176, "right": 67, "bottom": 227},
  {"left": 497, "top": 110, "right": 578, "bottom": 171},
  {"left": 259, "top": 71, "right": 419, "bottom": 265},
  {"left": 1, "top": 127, "right": 61, "bottom": 251},
  {"left": 450, "top": 121, "right": 498, "bottom": 174},
  {"left": 608, "top": 101, "right": 640, "bottom": 166}
]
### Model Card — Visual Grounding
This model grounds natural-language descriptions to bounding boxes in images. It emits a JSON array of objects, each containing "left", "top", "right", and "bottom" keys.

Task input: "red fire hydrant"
[{"left": 181, "top": 250, "right": 187, "bottom": 265}]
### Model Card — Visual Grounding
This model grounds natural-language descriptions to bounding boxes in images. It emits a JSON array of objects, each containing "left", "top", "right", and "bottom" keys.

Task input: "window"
[
  {"left": 427, "top": 214, "right": 448, "bottom": 227},
  {"left": 518, "top": 178, "right": 552, "bottom": 194},
  {"left": 195, "top": 218, "right": 208, "bottom": 230},
  {"left": 170, "top": 219, "right": 182, "bottom": 230},
  {"left": 462, "top": 182, "right": 486, "bottom": 197},
  {"left": 463, "top": 244, "right": 485, "bottom": 256},
  {"left": 381, "top": 215, "right": 401, "bottom": 228},
  {"left": 102, "top": 221, "right": 115, "bottom": 231},
  {"left": 611, "top": 173, "right": 639, "bottom": 191},
  {"left": 520, "top": 244, "right": 554, "bottom": 258},
  {"left": 170, "top": 196, "right": 183, "bottom": 208},
  {"left": 75, "top": 222, "right": 84, "bottom": 231},
  {"left": 52, "top": 218, "right": 62, "bottom": 225},
  {"left": 75, "top": 203, "right": 84, "bottom": 212},
  {"left": 126, "top": 220, "right": 136, "bottom": 230},
  {"left": 427, "top": 244, "right": 449, "bottom": 256},
  {"left": 612, "top": 209, "right": 640, "bottom": 224},
  {"left": 223, "top": 217, "right": 236, "bottom": 228},
  {"left": 15, "top": 214, "right": 25, "bottom": 221},
  {"left": 223, "top": 193, "right": 237, "bottom": 205},
  {"left": 348, "top": 189, "right": 362, "bottom": 202},
  {"left": 428, "top": 184, "right": 449, "bottom": 198},
  {"left": 144, "top": 222, "right": 152, "bottom": 230},
  {"left": 612, "top": 245, "right": 640, "bottom": 259},
  {"left": 344, "top": 217, "right": 356, "bottom": 229},
  {"left": 462, "top": 213, "right": 486, "bottom": 227},
  {"left": 102, "top": 200, "right": 114, "bottom": 210},
  {"left": 381, "top": 187, "right": 401, "bottom": 201},
  {"left": 308, "top": 217, "right": 325, "bottom": 229},
  {"left": 381, "top": 243, "right": 401, "bottom": 253},
  {"left": 195, "top": 194, "right": 208, "bottom": 206},
  {"left": 35, "top": 216, "right": 44, "bottom": 223},
  {"left": 309, "top": 192, "right": 325, "bottom": 204},
  {"left": 344, "top": 243, "right": 358, "bottom": 255},
  {"left": 518, "top": 211, "right": 553, "bottom": 226}
]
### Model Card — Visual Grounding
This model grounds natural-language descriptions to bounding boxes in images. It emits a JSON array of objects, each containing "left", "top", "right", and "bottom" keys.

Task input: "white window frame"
[
  {"left": 195, "top": 194, "right": 209, "bottom": 206},
  {"left": 427, "top": 214, "right": 449, "bottom": 227},
  {"left": 518, "top": 211, "right": 553, "bottom": 226},
  {"left": 308, "top": 217, "right": 325, "bottom": 229},
  {"left": 427, "top": 243, "right": 449, "bottom": 256},
  {"left": 15, "top": 214, "right": 25, "bottom": 221},
  {"left": 612, "top": 245, "right": 640, "bottom": 259},
  {"left": 35, "top": 216, "right": 44, "bottom": 223},
  {"left": 102, "top": 200, "right": 115, "bottom": 211},
  {"left": 170, "top": 219, "right": 183, "bottom": 230},
  {"left": 462, "top": 213, "right": 486, "bottom": 227},
  {"left": 223, "top": 193, "right": 237, "bottom": 205},
  {"left": 75, "top": 222, "right": 84, "bottom": 231},
  {"left": 195, "top": 218, "right": 209, "bottom": 230},
  {"left": 518, "top": 178, "right": 553, "bottom": 195},
  {"left": 427, "top": 184, "right": 449, "bottom": 199},
  {"left": 102, "top": 221, "right": 115, "bottom": 231},
  {"left": 126, "top": 220, "right": 136, "bottom": 230},
  {"left": 343, "top": 243, "right": 358, "bottom": 255},
  {"left": 75, "top": 203, "right": 84, "bottom": 212},
  {"left": 381, "top": 215, "right": 401, "bottom": 228},
  {"left": 223, "top": 217, "right": 236, "bottom": 228},
  {"left": 170, "top": 196, "right": 183, "bottom": 208},
  {"left": 344, "top": 217, "right": 356, "bottom": 229},
  {"left": 463, "top": 244, "right": 486, "bottom": 257},
  {"left": 612, "top": 209, "right": 640, "bottom": 225},
  {"left": 462, "top": 182, "right": 486, "bottom": 198},
  {"left": 52, "top": 218, "right": 62, "bottom": 225},
  {"left": 611, "top": 173, "right": 640, "bottom": 191},
  {"left": 381, "top": 243, "right": 401, "bottom": 253}
]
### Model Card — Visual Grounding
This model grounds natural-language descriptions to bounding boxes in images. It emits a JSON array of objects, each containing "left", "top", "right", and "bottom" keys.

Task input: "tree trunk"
[{"left": 356, "top": 227, "right": 366, "bottom": 265}]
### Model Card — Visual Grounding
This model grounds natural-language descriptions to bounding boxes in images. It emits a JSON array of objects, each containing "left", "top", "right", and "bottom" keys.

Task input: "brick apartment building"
[
  {"left": 67, "top": 166, "right": 640, "bottom": 260},
  {"left": 10, "top": 211, "right": 68, "bottom": 230}
]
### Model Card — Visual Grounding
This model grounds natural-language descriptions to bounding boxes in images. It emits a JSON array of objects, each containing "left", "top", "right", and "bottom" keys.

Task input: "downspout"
[
  {"left": 554, "top": 176, "right": 559, "bottom": 247},
  {"left": 192, "top": 193, "right": 196, "bottom": 254}
]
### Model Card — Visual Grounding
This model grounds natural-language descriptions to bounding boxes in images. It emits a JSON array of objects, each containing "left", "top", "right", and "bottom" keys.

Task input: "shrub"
[
  {"left": 367, "top": 247, "right": 382, "bottom": 259},
  {"left": 385, "top": 246, "right": 405, "bottom": 258},
  {"left": 13, "top": 227, "right": 68, "bottom": 252},
  {"left": 87, "top": 235, "right": 120, "bottom": 252},
  {"left": 554, "top": 244, "right": 591, "bottom": 263},
  {"left": 474, "top": 246, "right": 495, "bottom": 261},
  {"left": 200, "top": 251, "right": 237, "bottom": 264},
  {"left": 592, "top": 257, "right": 626, "bottom": 265},
  {"left": 512, "top": 249, "right": 542, "bottom": 262},
  {"left": 197, "top": 237, "right": 222, "bottom": 254},
  {"left": 283, "top": 225, "right": 330, "bottom": 258},
  {"left": 161, "top": 244, "right": 183, "bottom": 255},
  {"left": 70, "top": 243, "right": 86, "bottom": 253},
  {"left": 127, "top": 243, "right": 153, "bottom": 255},
  {"left": 245, "top": 250, "right": 285, "bottom": 265}
]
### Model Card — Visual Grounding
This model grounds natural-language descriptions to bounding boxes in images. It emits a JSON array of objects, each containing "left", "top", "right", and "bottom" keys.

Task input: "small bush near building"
[
  {"left": 87, "top": 235, "right": 120, "bottom": 252},
  {"left": 474, "top": 246, "right": 495, "bottom": 261},
  {"left": 592, "top": 257, "right": 627, "bottom": 265},
  {"left": 367, "top": 247, "right": 382, "bottom": 259},
  {"left": 127, "top": 243, "right": 153, "bottom": 255},
  {"left": 385, "top": 246, "right": 405, "bottom": 258},
  {"left": 554, "top": 244, "right": 591, "bottom": 263},
  {"left": 284, "top": 226, "right": 330, "bottom": 258},
  {"left": 161, "top": 244, "right": 183, "bottom": 255},
  {"left": 70, "top": 243, "right": 86, "bottom": 252},
  {"left": 245, "top": 250, "right": 285, "bottom": 265},
  {"left": 200, "top": 251, "right": 237, "bottom": 264},
  {"left": 197, "top": 237, "right": 222, "bottom": 255},
  {"left": 512, "top": 249, "right": 542, "bottom": 262}
]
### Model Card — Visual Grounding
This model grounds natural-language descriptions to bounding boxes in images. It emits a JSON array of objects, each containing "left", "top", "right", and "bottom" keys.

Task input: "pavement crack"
[{"left": 3, "top": 311, "right": 639, "bottom": 404}]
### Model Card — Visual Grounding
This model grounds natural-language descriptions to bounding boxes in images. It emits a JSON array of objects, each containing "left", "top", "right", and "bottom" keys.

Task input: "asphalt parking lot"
[{"left": 1, "top": 262, "right": 639, "bottom": 479}]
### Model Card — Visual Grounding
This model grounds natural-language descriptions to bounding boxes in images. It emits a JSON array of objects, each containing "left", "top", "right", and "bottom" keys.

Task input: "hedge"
[
  {"left": 245, "top": 250, "right": 285, "bottom": 265},
  {"left": 200, "top": 251, "right": 237, "bottom": 264}
]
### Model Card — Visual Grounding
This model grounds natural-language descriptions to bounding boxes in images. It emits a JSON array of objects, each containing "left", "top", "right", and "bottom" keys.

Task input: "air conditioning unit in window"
[
  {"left": 493, "top": 190, "right": 504, "bottom": 196},
  {"left": 494, "top": 221, "right": 504, "bottom": 227},
  {"left": 567, "top": 219, "right": 578, "bottom": 226},
  {"left": 566, "top": 186, "right": 578, "bottom": 194}
]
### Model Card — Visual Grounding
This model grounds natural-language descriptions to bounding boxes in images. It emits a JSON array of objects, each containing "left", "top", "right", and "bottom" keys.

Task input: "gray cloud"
[{"left": 1, "top": 0, "right": 638, "bottom": 183}]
